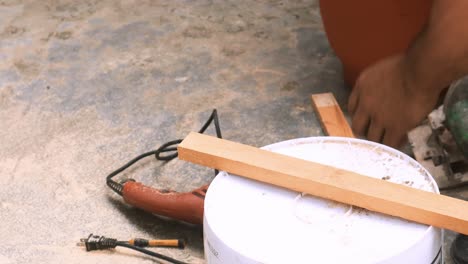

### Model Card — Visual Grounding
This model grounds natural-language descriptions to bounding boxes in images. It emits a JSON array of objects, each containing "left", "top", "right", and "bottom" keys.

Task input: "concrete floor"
[{"left": 0, "top": 0, "right": 464, "bottom": 263}]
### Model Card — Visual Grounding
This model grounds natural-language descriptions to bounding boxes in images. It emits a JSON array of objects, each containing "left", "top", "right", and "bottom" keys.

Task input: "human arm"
[{"left": 348, "top": 0, "right": 468, "bottom": 147}]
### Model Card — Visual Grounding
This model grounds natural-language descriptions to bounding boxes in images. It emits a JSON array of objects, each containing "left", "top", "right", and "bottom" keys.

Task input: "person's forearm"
[{"left": 403, "top": 0, "right": 468, "bottom": 96}]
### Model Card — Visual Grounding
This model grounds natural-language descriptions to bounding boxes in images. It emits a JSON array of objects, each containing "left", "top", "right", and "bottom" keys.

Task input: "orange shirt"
[{"left": 319, "top": 0, "right": 432, "bottom": 86}]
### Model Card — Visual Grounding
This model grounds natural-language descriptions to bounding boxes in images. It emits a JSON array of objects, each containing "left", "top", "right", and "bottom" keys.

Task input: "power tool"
[
  {"left": 408, "top": 77, "right": 468, "bottom": 264},
  {"left": 409, "top": 78, "right": 468, "bottom": 190}
]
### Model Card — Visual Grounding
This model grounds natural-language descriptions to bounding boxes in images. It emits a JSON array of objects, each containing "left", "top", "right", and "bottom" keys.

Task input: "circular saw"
[{"left": 409, "top": 77, "right": 468, "bottom": 190}]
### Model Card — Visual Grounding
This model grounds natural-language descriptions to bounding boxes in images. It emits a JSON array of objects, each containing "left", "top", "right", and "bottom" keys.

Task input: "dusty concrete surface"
[
  {"left": 0, "top": 0, "right": 464, "bottom": 263},
  {"left": 0, "top": 1, "right": 340, "bottom": 263}
]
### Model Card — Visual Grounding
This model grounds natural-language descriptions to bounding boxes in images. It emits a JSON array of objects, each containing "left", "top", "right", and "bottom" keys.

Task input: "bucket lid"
[{"left": 204, "top": 137, "right": 439, "bottom": 263}]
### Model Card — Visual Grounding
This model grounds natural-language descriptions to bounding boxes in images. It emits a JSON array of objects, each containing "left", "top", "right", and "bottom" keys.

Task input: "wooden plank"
[
  {"left": 178, "top": 132, "right": 468, "bottom": 235},
  {"left": 311, "top": 93, "right": 355, "bottom": 137}
]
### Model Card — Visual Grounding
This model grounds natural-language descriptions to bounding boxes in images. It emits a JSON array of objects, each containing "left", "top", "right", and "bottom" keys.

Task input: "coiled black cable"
[{"left": 106, "top": 109, "right": 222, "bottom": 195}]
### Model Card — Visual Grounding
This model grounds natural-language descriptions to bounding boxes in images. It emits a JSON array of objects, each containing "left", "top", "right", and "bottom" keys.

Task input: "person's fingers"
[
  {"left": 382, "top": 129, "right": 406, "bottom": 148},
  {"left": 351, "top": 106, "right": 371, "bottom": 137},
  {"left": 348, "top": 87, "right": 359, "bottom": 115},
  {"left": 367, "top": 119, "right": 385, "bottom": 143}
]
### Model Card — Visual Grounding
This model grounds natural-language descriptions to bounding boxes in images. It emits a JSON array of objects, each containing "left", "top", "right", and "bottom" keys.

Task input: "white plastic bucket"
[{"left": 203, "top": 137, "right": 443, "bottom": 264}]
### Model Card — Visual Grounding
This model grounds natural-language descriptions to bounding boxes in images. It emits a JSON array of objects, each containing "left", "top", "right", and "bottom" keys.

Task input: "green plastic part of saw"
[{"left": 445, "top": 88, "right": 468, "bottom": 158}]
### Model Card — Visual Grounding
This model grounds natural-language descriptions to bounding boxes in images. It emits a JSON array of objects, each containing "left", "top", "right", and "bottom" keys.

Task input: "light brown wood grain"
[
  {"left": 311, "top": 93, "right": 355, "bottom": 137},
  {"left": 178, "top": 132, "right": 468, "bottom": 235}
]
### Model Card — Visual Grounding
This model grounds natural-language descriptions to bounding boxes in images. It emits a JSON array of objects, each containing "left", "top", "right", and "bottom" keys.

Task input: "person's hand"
[{"left": 348, "top": 54, "right": 440, "bottom": 148}]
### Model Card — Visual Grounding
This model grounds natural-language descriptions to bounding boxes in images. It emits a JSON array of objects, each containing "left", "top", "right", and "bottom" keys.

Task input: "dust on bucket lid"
[{"left": 204, "top": 137, "right": 442, "bottom": 264}]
